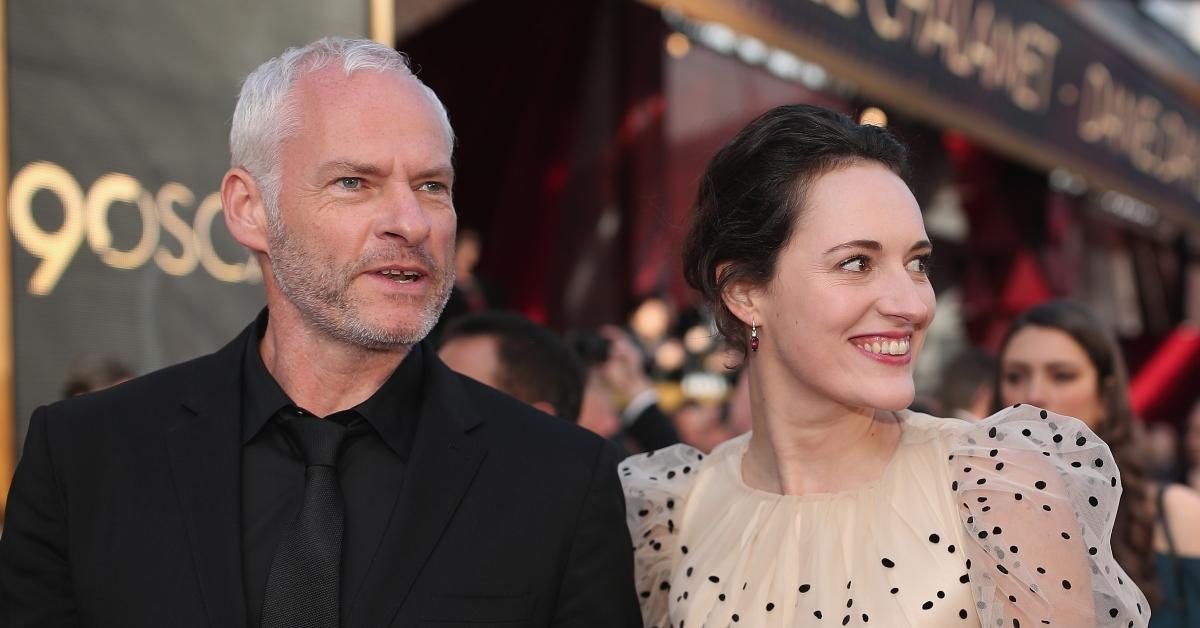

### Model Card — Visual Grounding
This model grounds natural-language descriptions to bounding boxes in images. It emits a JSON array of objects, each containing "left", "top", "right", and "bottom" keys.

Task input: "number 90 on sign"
[{"left": 8, "top": 160, "right": 261, "bottom": 296}]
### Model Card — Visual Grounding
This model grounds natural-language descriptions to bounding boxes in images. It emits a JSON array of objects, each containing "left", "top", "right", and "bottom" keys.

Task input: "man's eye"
[
  {"left": 418, "top": 181, "right": 447, "bottom": 193},
  {"left": 839, "top": 256, "right": 869, "bottom": 272},
  {"left": 337, "top": 177, "right": 363, "bottom": 189}
]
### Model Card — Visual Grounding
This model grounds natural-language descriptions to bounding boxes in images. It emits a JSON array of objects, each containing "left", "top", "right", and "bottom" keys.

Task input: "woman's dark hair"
[
  {"left": 994, "top": 299, "right": 1159, "bottom": 604},
  {"left": 682, "top": 104, "right": 911, "bottom": 357}
]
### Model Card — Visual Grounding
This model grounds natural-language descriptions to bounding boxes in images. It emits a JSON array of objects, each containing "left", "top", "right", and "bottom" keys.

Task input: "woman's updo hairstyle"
[{"left": 682, "top": 104, "right": 912, "bottom": 356}]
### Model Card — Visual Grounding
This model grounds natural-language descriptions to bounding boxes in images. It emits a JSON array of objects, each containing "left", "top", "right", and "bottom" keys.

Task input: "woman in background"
[
  {"left": 997, "top": 300, "right": 1200, "bottom": 626},
  {"left": 1184, "top": 401, "right": 1200, "bottom": 492},
  {"left": 621, "top": 104, "right": 1148, "bottom": 627}
]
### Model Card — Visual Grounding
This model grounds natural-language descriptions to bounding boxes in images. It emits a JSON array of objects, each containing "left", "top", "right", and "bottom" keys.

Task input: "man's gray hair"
[{"left": 230, "top": 36, "right": 454, "bottom": 214}]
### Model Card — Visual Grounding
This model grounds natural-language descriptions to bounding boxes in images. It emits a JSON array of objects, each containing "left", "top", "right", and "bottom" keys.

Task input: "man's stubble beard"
[{"left": 266, "top": 211, "right": 455, "bottom": 351}]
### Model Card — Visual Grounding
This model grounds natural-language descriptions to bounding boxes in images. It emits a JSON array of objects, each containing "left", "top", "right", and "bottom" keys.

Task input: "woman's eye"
[
  {"left": 839, "top": 256, "right": 869, "bottom": 272},
  {"left": 1002, "top": 371, "right": 1024, "bottom": 385},
  {"left": 1051, "top": 371, "right": 1078, "bottom": 383},
  {"left": 906, "top": 255, "right": 932, "bottom": 274},
  {"left": 337, "top": 177, "right": 363, "bottom": 190}
]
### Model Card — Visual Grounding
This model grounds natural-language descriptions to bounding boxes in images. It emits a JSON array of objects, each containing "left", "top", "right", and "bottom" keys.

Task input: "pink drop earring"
[{"left": 750, "top": 321, "right": 759, "bottom": 352}]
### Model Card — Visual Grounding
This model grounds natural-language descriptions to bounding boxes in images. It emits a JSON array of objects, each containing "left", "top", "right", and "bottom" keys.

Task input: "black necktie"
[{"left": 261, "top": 410, "right": 348, "bottom": 628}]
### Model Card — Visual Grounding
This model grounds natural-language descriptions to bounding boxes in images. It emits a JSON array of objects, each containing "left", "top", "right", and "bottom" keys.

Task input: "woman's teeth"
[{"left": 855, "top": 338, "right": 910, "bottom": 355}]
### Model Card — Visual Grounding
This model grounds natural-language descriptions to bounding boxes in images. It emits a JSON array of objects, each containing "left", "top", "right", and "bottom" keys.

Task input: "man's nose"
[{"left": 379, "top": 185, "right": 432, "bottom": 243}]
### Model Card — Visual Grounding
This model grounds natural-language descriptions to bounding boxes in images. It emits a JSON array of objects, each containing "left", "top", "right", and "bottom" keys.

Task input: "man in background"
[{"left": 438, "top": 311, "right": 585, "bottom": 422}]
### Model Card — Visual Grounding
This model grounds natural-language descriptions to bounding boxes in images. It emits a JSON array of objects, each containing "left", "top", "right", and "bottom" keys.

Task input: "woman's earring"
[{"left": 750, "top": 321, "right": 759, "bottom": 353}]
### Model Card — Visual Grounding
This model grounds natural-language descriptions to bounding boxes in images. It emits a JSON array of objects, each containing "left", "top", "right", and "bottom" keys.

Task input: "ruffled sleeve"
[
  {"left": 619, "top": 444, "right": 705, "bottom": 628},
  {"left": 949, "top": 404, "right": 1150, "bottom": 627}
]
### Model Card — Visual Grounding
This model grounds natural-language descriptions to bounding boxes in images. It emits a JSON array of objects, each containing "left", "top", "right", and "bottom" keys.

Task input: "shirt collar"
[{"left": 240, "top": 308, "right": 426, "bottom": 461}]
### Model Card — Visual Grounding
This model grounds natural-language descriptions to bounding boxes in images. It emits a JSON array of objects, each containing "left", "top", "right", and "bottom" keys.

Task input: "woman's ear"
[{"left": 716, "top": 262, "right": 761, "bottom": 327}]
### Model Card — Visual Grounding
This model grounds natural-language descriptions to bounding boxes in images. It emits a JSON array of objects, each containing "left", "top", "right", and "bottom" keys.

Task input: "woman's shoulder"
[
  {"left": 620, "top": 438, "right": 741, "bottom": 626},
  {"left": 619, "top": 435, "right": 746, "bottom": 501},
  {"left": 620, "top": 442, "right": 708, "bottom": 487},
  {"left": 938, "top": 403, "right": 1151, "bottom": 627},
  {"left": 1161, "top": 482, "right": 1200, "bottom": 556}
]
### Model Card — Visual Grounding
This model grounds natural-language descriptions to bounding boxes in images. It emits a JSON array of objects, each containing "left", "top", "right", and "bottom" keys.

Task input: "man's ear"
[
  {"left": 716, "top": 262, "right": 761, "bottom": 327},
  {"left": 221, "top": 167, "right": 269, "bottom": 254}
]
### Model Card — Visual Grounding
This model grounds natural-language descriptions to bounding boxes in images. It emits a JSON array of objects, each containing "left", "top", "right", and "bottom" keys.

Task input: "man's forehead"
[
  {"left": 290, "top": 67, "right": 452, "bottom": 151},
  {"left": 292, "top": 65, "right": 418, "bottom": 103}
]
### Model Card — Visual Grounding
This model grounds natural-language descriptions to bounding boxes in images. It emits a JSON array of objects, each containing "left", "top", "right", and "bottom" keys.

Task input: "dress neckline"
[{"left": 719, "top": 411, "right": 924, "bottom": 502}]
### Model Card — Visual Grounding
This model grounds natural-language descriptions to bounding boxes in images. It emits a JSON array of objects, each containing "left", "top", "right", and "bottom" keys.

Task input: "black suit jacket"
[{"left": 0, "top": 322, "right": 642, "bottom": 627}]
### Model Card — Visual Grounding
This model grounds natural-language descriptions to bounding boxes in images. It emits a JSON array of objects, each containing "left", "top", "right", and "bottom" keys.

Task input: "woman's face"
[
  {"left": 744, "top": 161, "right": 935, "bottom": 412},
  {"left": 999, "top": 325, "right": 1106, "bottom": 429}
]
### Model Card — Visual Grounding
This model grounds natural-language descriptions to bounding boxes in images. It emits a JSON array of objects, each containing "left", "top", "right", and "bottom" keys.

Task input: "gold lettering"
[
  {"left": 1010, "top": 23, "right": 1059, "bottom": 112},
  {"left": 866, "top": 0, "right": 912, "bottom": 41},
  {"left": 1078, "top": 63, "right": 1112, "bottom": 144},
  {"left": 1077, "top": 63, "right": 1200, "bottom": 200},
  {"left": 154, "top": 182, "right": 200, "bottom": 276},
  {"left": 85, "top": 173, "right": 159, "bottom": 270},
  {"left": 7, "top": 161, "right": 86, "bottom": 296},
  {"left": 914, "top": 0, "right": 972, "bottom": 77},
  {"left": 978, "top": 14, "right": 1014, "bottom": 92},
  {"left": 963, "top": 1, "right": 996, "bottom": 71},
  {"left": 1130, "top": 96, "right": 1162, "bottom": 174},
  {"left": 810, "top": 0, "right": 861, "bottom": 19},
  {"left": 1109, "top": 81, "right": 1140, "bottom": 154}
]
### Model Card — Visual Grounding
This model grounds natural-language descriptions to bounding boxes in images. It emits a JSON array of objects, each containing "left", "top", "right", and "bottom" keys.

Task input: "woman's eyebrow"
[
  {"left": 823, "top": 239, "right": 933, "bottom": 255},
  {"left": 824, "top": 239, "right": 881, "bottom": 255}
]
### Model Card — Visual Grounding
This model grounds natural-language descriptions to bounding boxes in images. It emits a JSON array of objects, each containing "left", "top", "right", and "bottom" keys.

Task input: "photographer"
[{"left": 573, "top": 326, "right": 679, "bottom": 454}]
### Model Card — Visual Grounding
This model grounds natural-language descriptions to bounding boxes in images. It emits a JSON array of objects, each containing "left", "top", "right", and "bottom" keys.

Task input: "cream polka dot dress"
[{"left": 622, "top": 405, "right": 1149, "bottom": 627}]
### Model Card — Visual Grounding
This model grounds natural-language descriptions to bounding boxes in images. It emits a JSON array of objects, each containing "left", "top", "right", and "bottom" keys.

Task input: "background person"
[
  {"left": 1184, "top": 400, "right": 1200, "bottom": 493},
  {"left": 934, "top": 346, "right": 996, "bottom": 421},
  {"left": 622, "top": 104, "right": 1148, "bottom": 627},
  {"left": 996, "top": 299, "right": 1200, "bottom": 626},
  {"left": 437, "top": 310, "right": 586, "bottom": 422},
  {"left": 61, "top": 356, "right": 133, "bottom": 398},
  {"left": 568, "top": 326, "right": 680, "bottom": 452}
]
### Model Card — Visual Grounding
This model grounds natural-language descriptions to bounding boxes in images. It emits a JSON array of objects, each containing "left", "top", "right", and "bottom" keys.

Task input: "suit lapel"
[
  {"left": 164, "top": 326, "right": 252, "bottom": 628},
  {"left": 347, "top": 352, "right": 487, "bottom": 628}
]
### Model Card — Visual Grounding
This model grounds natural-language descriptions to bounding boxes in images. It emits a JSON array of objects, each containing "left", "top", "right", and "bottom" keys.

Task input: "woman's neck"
[{"left": 741, "top": 362, "right": 902, "bottom": 496}]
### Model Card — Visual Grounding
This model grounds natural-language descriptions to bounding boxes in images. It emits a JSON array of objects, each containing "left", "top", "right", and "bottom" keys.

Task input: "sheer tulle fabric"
[{"left": 622, "top": 406, "right": 1149, "bottom": 627}]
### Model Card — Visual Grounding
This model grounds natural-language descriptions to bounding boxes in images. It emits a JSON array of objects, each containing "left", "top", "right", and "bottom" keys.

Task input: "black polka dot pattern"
[
  {"left": 621, "top": 405, "right": 1149, "bottom": 627},
  {"left": 949, "top": 406, "right": 1149, "bottom": 628}
]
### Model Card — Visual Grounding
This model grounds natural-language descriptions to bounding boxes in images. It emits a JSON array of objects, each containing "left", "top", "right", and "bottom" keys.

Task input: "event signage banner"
[
  {"left": 7, "top": 1, "right": 368, "bottom": 448},
  {"left": 647, "top": 0, "right": 1200, "bottom": 224}
]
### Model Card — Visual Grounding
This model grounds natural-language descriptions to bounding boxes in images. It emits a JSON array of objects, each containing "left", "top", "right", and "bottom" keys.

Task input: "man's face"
[
  {"left": 266, "top": 67, "right": 456, "bottom": 350},
  {"left": 438, "top": 335, "right": 502, "bottom": 390}
]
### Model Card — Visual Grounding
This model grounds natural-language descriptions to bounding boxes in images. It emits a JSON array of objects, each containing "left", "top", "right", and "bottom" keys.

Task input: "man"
[
  {"left": 438, "top": 314, "right": 677, "bottom": 453},
  {"left": 438, "top": 311, "right": 585, "bottom": 422},
  {"left": 0, "top": 37, "right": 641, "bottom": 628},
  {"left": 567, "top": 326, "right": 679, "bottom": 452}
]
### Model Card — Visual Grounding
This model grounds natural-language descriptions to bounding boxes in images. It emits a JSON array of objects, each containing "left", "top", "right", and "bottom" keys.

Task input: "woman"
[
  {"left": 621, "top": 105, "right": 1148, "bottom": 627},
  {"left": 1185, "top": 401, "right": 1200, "bottom": 492},
  {"left": 997, "top": 300, "right": 1200, "bottom": 626}
]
